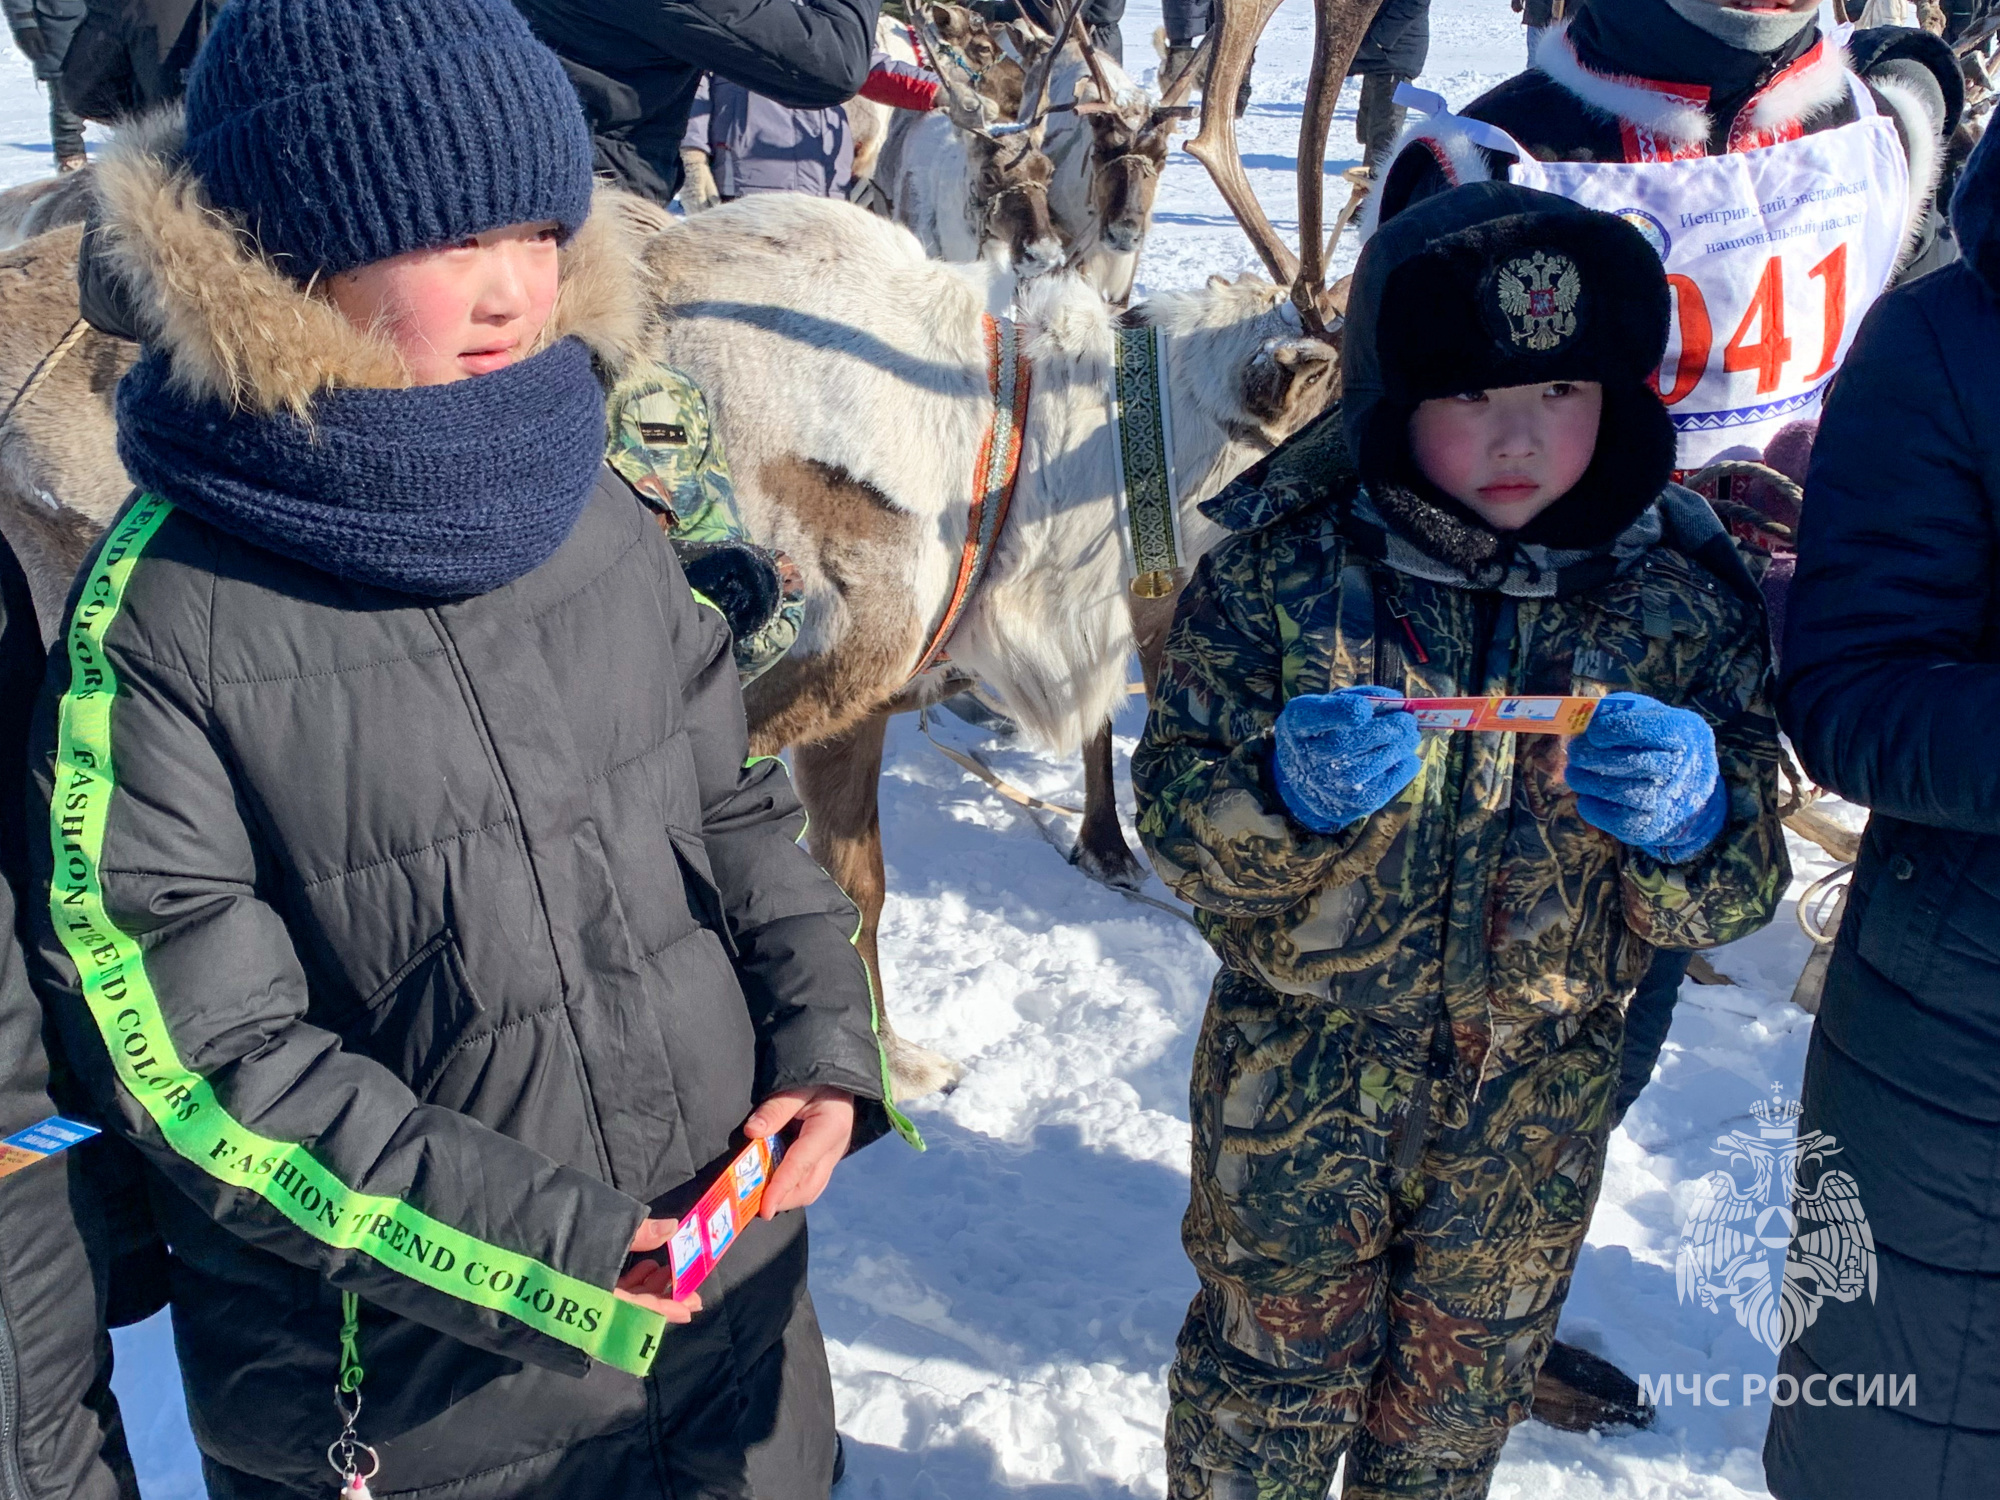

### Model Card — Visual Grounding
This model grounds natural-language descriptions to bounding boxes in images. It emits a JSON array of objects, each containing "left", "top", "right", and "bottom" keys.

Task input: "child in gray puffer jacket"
[{"left": 26, "top": 2, "right": 902, "bottom": 1496}]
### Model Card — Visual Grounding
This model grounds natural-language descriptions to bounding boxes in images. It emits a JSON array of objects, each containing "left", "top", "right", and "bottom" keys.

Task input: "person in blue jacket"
[{"left": 1766, "top": 119, "right": 2000, "bottom": 1500}]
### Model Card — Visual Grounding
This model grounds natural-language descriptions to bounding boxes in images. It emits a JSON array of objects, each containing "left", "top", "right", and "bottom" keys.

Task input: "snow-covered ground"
[{"left": 0, "top": 6, "right": 1853, "bottom": 1496}]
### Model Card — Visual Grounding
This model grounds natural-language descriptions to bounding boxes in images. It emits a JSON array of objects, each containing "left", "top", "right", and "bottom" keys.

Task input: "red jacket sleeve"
[{"left": 860, "top": 63, "right": 939, "bottom": 111}]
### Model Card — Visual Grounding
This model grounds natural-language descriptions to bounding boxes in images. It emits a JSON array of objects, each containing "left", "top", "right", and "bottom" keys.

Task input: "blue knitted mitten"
[
  {"left": 1271, "top": 685, "right": 1422, "bottom": 834},
  {"left": 1566, "top": 692, "right": 1726, "bottom": 864}
]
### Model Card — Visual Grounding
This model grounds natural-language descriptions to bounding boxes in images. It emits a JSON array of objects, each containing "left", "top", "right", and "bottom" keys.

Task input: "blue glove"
[
  {"left": 1271, "top": 685, "right": 1422, "bottom": 833},
  {"left": 1566, "top": 692, "right": 1726, "bottom": 864}
]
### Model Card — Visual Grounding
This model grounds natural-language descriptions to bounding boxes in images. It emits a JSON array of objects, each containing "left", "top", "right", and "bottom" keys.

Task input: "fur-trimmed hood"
[
  {"left": 1531, "top": 16, "right": 1847, "bottom": 153},
  {"left": 88, "top": 109, "right": 666, "bottom": 418}
]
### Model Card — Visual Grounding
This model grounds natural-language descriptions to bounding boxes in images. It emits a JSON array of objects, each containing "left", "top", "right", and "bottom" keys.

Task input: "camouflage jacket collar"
[
  {"left": 1347, "top": 486, "right": 1664, "bottom": 599},
  {"left": 1199, "top": 408, "right": 1355, "bottom": 534}
]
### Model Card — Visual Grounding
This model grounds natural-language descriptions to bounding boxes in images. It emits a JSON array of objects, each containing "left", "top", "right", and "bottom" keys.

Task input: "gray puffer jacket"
[
  {"left": 683, "top": 72, "right": 855, "bottom": 198},
  {"left": 0, "top": 533, "right": 136, "bottom": 1500},
  {"left": 26, "top": 125, "right": 895, "bottom": 1500}
]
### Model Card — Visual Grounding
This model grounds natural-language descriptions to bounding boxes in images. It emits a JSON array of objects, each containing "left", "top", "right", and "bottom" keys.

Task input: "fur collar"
[
  {"left": 94, "top": 109, "right": 662, "bottom": 418},
  {"left": 1531, "top": 18, "right": 1849, "bottom": 149},
  {"left": 1871, "top": 68, "right": 1949, "bottom": 268}
]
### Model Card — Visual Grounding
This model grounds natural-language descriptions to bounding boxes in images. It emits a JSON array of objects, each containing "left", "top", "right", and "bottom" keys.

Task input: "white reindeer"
[
  {"left": 643, "top": 192, "right": 1339, "bottom": 1096},
  {"left": 1038, "top": 41, "right": 1186, "bottom": 304}
]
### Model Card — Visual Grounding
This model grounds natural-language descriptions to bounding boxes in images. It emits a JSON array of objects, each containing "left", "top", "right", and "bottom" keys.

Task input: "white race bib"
[{"left": 1404, "top": 75, "right": 1909, "bottom": 468}]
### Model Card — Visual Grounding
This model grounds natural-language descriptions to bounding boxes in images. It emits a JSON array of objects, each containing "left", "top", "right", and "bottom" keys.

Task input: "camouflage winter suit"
[
  {"left": 605, "top": 363, "right": 803, "bottom": 681},
  {"left": 1133, "top": 416, "right": 1787, "bottom": 1500}
]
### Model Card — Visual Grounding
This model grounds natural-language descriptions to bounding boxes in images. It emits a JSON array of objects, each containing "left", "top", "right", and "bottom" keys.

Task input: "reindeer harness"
[
  {"left": 1110, "top": 323, "right": 1183, "bottom": 598},
  {"left": 909, "top": 313, "right": 1033, "bottom": 681},
  {"left": 906, "top": 315, "right": 1187, "bottom": 687}
]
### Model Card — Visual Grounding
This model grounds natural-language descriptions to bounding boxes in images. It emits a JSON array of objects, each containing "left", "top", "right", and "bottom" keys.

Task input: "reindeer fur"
[
  {"left": 0, "top": 169, "right": 95, "bottom": 252},
  {"left": 642, "top": 194, "right": 1336, "bottom": 1093},
  {"left": 0, "top": 223, "right": 134, "bottom": 636}
]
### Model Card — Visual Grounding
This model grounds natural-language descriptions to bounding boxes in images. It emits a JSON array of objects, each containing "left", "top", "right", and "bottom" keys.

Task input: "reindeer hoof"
[
  {"left": 1074, "top": 840, "right": 1148, "bottom": 892},
  {"left": 887, "top": 1034, "right": 964, "bottom": 1102}
]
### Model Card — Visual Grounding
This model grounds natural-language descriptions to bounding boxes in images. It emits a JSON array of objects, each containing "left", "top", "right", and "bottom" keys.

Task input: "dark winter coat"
[
  {"left": 2, "top": 0, "right": 85, "bottom": 83},
  {"left": 1764, "top": 123, "right": 2000, "bottom": 1500},
  {"left": 511, "top": 0, "right": 881, "bottom": 205},
  {"left": 25, "top": 127, "right": 894, "bottom": 1500},
  {"left": 57, "top": 0, "right": 210, "bottom": 122},
  {"left": 681, "top": 50, "right": 935, "bottom": 199},
  {"left": 1134, "top": 418, "right": 1786, "bottom": 1092},
  {"left": 0, "top": 534, "right": 138, "bottom": 1500},
  {"left": 1349, "top": 0, "right": 1427, "bottom": 80},
  {"left": 1372, "top": 0, "right": 1960, "bottom": 278}
]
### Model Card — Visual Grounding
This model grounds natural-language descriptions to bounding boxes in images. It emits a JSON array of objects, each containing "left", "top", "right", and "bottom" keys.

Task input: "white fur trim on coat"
[
  {"left": 1357, "top": 111, "right": 1498, "bottom": 239},
  {"left": 1869, "top": 70, "right": 1948, "bottom": 268},
  {"left": 1530, "top": 20, "right": 1710, "bottom": 148},
  {"left": 1530, "top": 19, "right": 1850, "bottom": 145},
  {"left": 1742, "top": 34, "right": 1850, "bottom": 133}
]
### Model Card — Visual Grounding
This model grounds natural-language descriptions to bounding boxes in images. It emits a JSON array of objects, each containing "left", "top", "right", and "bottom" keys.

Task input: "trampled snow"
[{"left": 0, "top": 8, "right": 1852, "bottom": 1495}]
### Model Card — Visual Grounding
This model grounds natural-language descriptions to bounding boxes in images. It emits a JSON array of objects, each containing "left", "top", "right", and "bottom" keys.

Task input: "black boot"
[{"left": 1530, "top": 1341, "right": 1656, "bottom": 1433}]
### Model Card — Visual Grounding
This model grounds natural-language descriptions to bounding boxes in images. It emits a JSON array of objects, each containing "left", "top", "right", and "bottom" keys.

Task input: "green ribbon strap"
[
  {"left": 46, "top": 495, "right": 669, "bottom": 1378},
  {"left": 1111, "top": 324, "right": 1183, "bottom": 599}
]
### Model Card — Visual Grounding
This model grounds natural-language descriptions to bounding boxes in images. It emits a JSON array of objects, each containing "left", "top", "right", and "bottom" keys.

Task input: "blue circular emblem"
[{"left": 1615, "top": 207, "right": 1671, "bottom": 260}]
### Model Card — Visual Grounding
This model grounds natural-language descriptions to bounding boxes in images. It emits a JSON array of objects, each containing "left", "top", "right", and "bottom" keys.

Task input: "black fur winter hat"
[
  {"left": 1341, "top": 183, "right": 1679, "bottom": 573},
  {"left": 1373, "top": 207, "right": 1670, "bottom": 411}
]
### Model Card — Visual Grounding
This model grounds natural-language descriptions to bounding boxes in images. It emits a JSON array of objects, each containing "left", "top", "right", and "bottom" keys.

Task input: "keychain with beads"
[{"left": 327, "top": 1293, "right": 381, "bottom": 1500}]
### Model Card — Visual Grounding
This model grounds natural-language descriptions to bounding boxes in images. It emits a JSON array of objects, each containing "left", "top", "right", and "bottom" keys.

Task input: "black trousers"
[
  {"left": 1163, "top": 0, "right": 1210, "bottom": 44},
  {"left": 1612, "top": 947, "right": 1691, "bottom": 1124}
]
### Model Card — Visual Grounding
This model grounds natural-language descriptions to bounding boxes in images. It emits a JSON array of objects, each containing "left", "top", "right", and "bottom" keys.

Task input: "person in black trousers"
[{"left": 4, "top": 0, "right": 87, "bottom": 171}]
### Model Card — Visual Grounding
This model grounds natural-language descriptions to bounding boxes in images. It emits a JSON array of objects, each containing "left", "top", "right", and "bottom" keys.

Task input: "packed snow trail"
[{"left": 0, "top": 6, "right": 1851, "bottom": 1494}]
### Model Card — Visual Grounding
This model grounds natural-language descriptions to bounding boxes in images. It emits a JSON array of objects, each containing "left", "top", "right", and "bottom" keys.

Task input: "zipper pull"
[{"left": 1383, "top": 594, "right": 1430, "bottom": 665}]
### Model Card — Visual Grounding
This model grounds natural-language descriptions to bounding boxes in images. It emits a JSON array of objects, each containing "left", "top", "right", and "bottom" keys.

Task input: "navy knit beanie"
[{"left": 184, "top": 0, "right": 594, "bottom": 279}]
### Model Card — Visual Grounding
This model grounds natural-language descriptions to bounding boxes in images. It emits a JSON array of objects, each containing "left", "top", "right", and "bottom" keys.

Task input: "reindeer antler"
[
  {"left": 1183, "top": 0, "right": 1295, "bottom": 287},
  {"left": 1295, "top": 0, "right": 1386, "bottom": 327},
  {"left": 1015, "top": 0, "right": 1091, "bottom": 129},
  {"left": 1068, "top": 10, "right": 1118, "bottom": 110},
  {"left": 1183, "top": 0, "right": 1386, "bottom": 333}
]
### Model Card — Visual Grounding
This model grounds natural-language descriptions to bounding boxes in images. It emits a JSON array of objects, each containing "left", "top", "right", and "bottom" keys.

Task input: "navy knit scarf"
[{"left": 116, "top": 337, "right": 608, "bottom": 598}]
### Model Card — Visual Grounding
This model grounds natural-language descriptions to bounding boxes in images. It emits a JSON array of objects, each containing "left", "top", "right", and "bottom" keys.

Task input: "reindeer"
[
  {"left": 874, "top": 3, "right": 1066, "bottom": 279},
  {"left": 639, "top": 0, "right": 1389, "bottom": 1099},
  {"left": 643, "top": 12, "right": 1365, "bottom": 1087},
  {"left": 1038, "top": 36, "right": 1184, "bottom": 305}
]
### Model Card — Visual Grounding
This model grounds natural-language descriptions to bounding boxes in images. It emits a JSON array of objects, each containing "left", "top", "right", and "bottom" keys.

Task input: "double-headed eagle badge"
[
  {"left": 1676, "top": 1088, "right": 1876, "bottom": 1355},
  {"left": 1496, "top": 251, "right": 1582, "bottom": 352}
]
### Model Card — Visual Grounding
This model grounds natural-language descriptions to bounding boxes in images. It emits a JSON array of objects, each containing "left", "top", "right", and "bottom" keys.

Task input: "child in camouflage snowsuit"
[{"left": 1133, "top": 182, "right": 1788, "bottom": 1499}]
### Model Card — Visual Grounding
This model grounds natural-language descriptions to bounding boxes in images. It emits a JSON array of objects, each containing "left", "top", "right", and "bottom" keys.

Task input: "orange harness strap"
[{"left": 908, "top": 313, "right": 1032, "bottom": 684}]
